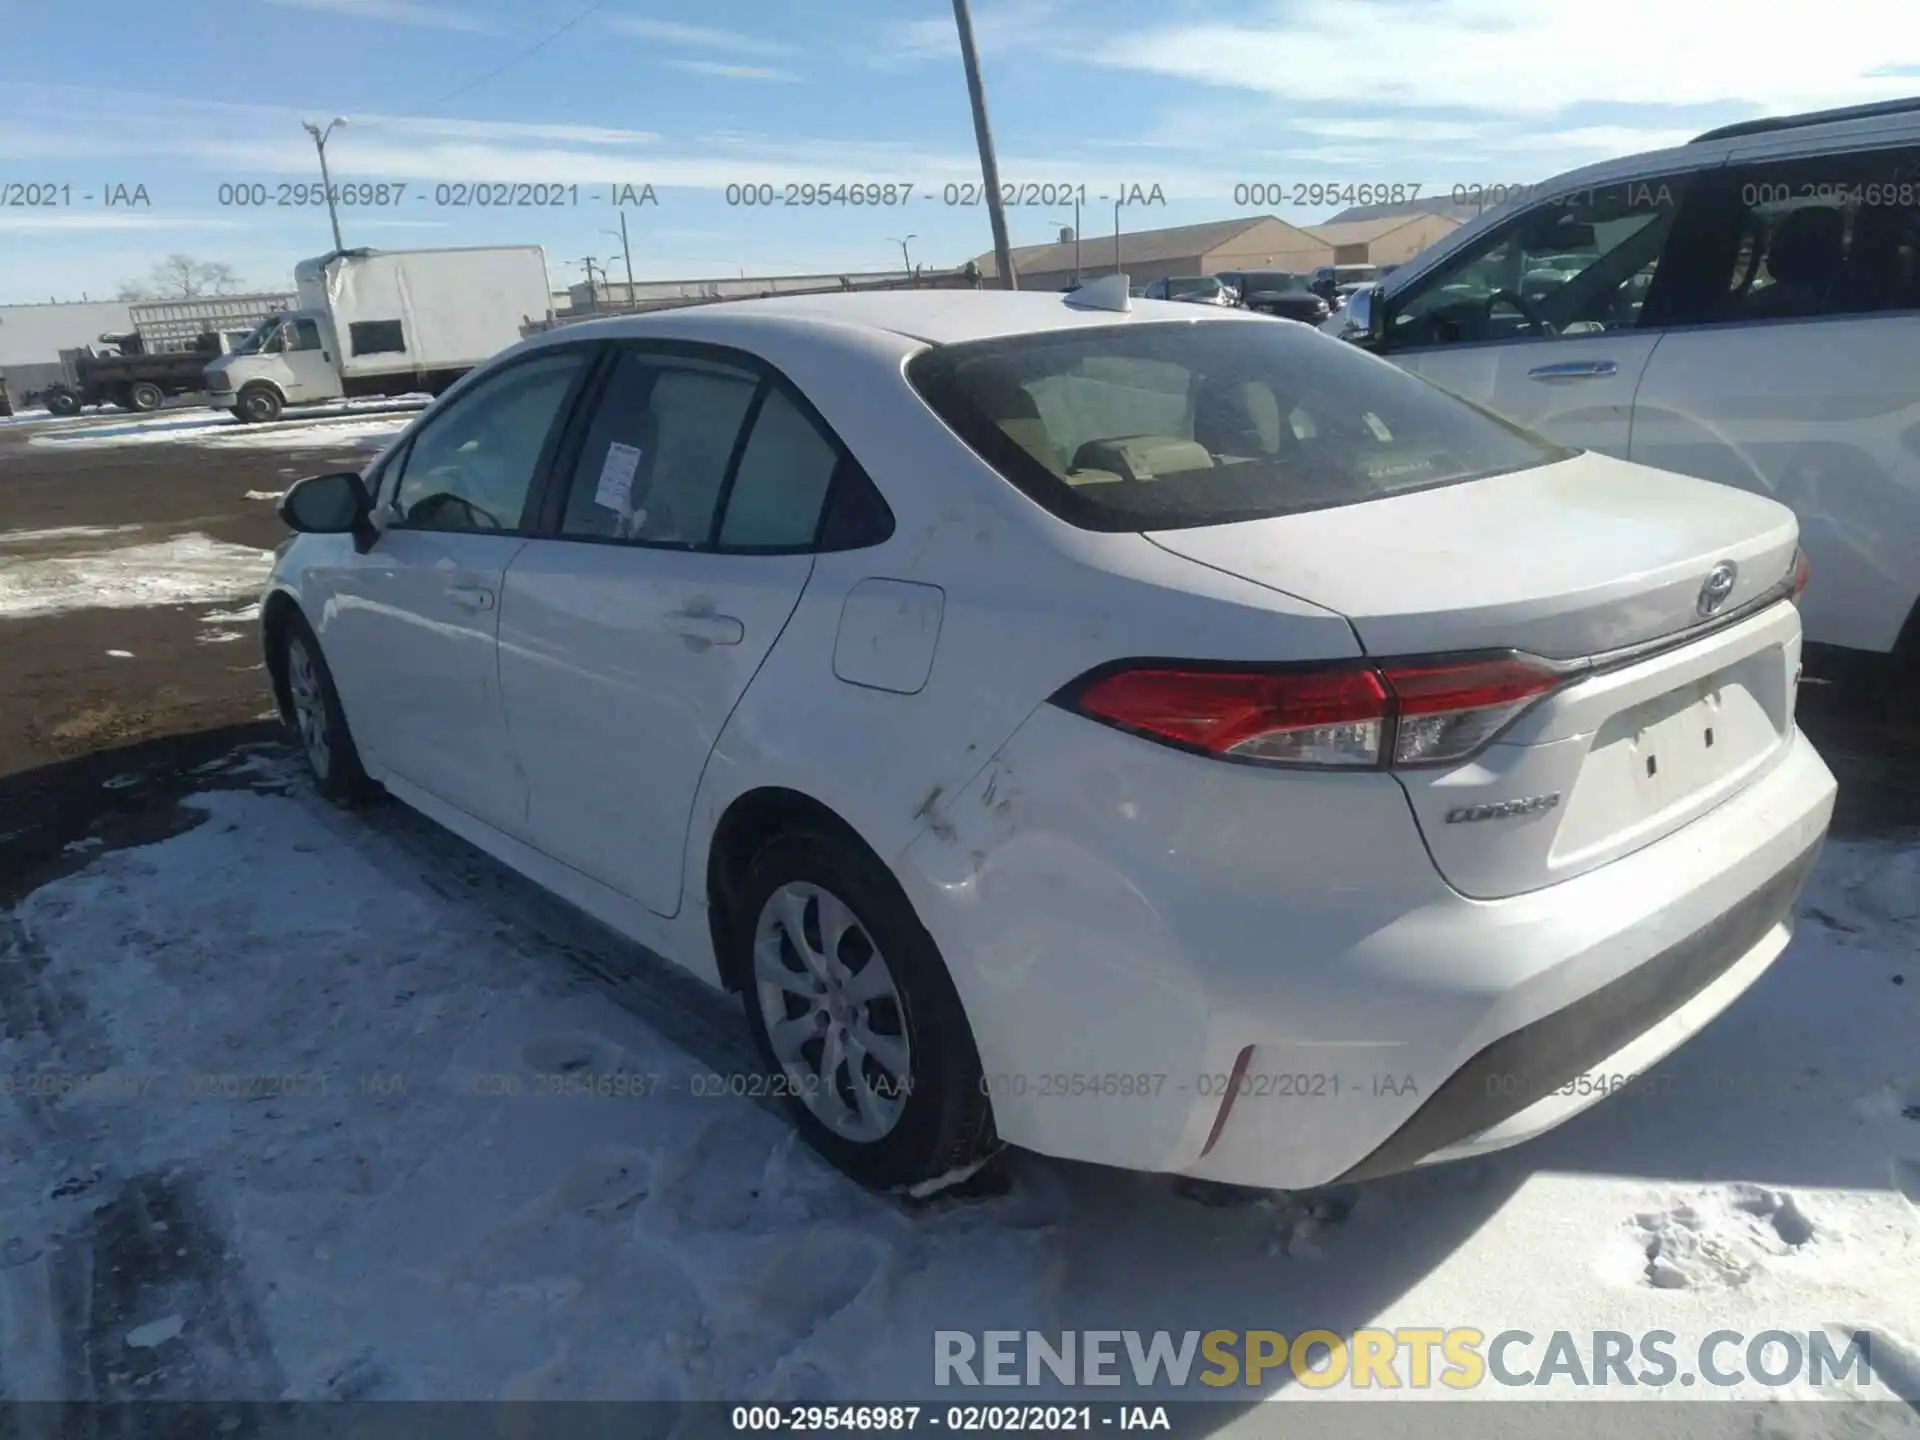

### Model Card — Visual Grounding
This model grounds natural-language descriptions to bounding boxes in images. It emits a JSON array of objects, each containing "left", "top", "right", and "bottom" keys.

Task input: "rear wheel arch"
[{"left": 706, "top": 788, "right": 885, "bottom": 994}]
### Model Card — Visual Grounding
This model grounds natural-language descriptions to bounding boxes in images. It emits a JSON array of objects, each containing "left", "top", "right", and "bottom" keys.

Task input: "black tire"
[
  {"left": 44, "top": 389, "right": 81, "bottom": 418},
  {"left": 129, "top": 380, "right": 165, "bottom": 412},
  {"left": 236, "top": 383, "right": 283, "bottom": 424},
  {"left": 278, "top": 614, "right": 379, "bottom": 805},
  {"left": 733, "top": 830, "right": 996, "bottom": 1191}
]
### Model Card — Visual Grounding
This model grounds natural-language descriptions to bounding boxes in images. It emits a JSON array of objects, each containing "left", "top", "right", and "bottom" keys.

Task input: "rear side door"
[
  {"left": 1627, "top": 141, "right": 1920, "bottom": 655},
  {"left": 1378, "top": 162, "right": 1711, "bottom": 456},
  {"left": 498, "top": 342, "right": 883, "bottom": 916}
]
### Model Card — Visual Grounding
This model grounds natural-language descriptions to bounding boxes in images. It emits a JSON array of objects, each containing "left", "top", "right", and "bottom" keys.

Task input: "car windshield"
[
  {"left": 906, "top": 319, "right": 1569, "bottom": 532},
  {"left": 231, "top": 316, "right": 284, "bottom": 355},
  {"left": 1164, "top": 278, "right": 1223, "bottom": 299}
]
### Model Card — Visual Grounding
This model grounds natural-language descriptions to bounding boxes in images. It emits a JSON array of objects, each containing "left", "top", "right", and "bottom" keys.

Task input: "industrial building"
[
  {"left": 0, "top": 301, "right": 134, "bottom": 411},
  {"left": 973, "top": 216, "right": 1331, "bottom": 291},
  {"left": 1304, "top": 210, "right": 1465, "bottom": 268}
]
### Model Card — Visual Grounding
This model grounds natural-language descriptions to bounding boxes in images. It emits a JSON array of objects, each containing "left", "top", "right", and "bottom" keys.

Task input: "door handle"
[
  {"left": 445, "top": 584, "right": 495, "bottom": 613},
  {"left": 1527, "top": 359, "right": 1619, "bottom": 380},
  {"left": 662, "top": 608, "right": 744, "bottom": 646}
]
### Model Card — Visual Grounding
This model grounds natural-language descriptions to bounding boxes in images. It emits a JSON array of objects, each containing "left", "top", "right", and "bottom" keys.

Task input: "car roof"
[{"left": 533, "top": 289, "right": 1268, "bottom": 348}]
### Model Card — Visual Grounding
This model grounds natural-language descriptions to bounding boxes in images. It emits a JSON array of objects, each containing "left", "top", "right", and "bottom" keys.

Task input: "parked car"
[
  {"left": 1142, "top": 276, "right": 1235, "bottom": 306},
  {"left": 1332, "top": 95, "right": 1920, "bottom": 697},
  {"left": 1311, "top": 263, "right": 1383, "bottom": 300},
  {"left": 264, "top": 289, "right": 1833, "bottom": 1194},
  {"left": 1214, "top": 270, "right": 1330, "bottom": 324}
]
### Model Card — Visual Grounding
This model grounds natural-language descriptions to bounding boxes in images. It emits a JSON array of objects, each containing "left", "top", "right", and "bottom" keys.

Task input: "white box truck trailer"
[{"left": 205, "top": 246, "right": 552, "bottom": 423}]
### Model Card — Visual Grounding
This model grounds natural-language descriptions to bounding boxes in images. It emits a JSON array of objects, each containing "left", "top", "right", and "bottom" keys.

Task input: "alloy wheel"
[
  {"left": 286, "top": 637, "right": 331, "bottom": 780},
  {"left": 753, "top": 881, "right": 913, "bottom": 1143}
]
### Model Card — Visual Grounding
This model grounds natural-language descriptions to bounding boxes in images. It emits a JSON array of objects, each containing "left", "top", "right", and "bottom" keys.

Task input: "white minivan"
[{"left": 1337, "top": 97, "right": 1920, "bottom": 702}]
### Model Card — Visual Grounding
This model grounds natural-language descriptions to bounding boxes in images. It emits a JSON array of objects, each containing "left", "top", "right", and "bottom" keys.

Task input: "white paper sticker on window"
[{"left": 594, "top": 441, "right": 643, "bottom": 512}]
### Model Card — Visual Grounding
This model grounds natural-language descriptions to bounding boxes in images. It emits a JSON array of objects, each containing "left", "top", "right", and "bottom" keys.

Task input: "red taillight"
[
  {"left": 1061, "top": 654, "right": 1567, "bottom": 770},
  {"left": 1792, "top": 548, "right": 1811, "bottom": 600},
  {"left": 1070, "top": 666, "right": 1389, "bottom": 766},
  {"left": 1378, "top": 656, "right": 1566, "bottom": 766}
]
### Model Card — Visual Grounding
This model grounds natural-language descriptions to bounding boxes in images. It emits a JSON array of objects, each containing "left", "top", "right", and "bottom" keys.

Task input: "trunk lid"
[
  {"left": 1146, "top": 452, "right": 1805, "bottom": 899},
  {"left": 1144, "top": 451, "right": 1798, "bottom": 661}
]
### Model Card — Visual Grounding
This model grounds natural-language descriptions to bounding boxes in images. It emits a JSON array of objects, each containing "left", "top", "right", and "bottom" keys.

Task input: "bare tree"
[{"left": 116, "top": 255, "right": 243, "bottom": 301}]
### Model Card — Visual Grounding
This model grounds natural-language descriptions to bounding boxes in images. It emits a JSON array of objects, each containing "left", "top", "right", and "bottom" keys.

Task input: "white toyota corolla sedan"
[{"left": 262, "top": 280, "right": 1835, "bottom": 1194}]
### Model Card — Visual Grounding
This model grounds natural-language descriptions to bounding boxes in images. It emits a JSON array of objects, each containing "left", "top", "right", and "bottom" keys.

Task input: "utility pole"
[
  {"left": 302, "top": 118, "right": 349, "bottom": 254},
  {"left": 1050, "top": 200, "right": 1081, "bottom": 284},
  {"left": 889, "top": 234, "right": 916, "bottom": 274},
  {"left": 575, "top": 257, "right": 602, "bottom": 311},
  {"left": 1113, "top": 199, "right": 1122, "bottom": 276},
  {"left": 601, "top": 219, "right": 636, "bottom": 309},
  {"left": 951, "top": 0, "right": 1016, "bottom": 290}
]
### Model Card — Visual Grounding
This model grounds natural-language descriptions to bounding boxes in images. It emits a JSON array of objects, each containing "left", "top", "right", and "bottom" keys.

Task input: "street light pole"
[
  {"left": 302, "top": 117, "right": 348, "bottom": 254},
  {"left": 951, "top": 0, "right": 1016, "bottom": 290},
  {"left": 1113, "top": 199, "right": 1122, "bottom": 276},
  {"left": 889, "top": 234, "right": 916, "bottom": 274}
]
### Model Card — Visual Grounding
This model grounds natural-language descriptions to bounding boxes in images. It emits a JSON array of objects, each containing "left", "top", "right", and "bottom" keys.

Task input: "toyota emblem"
[{"left": 1697, "top": 561, "right": 1739, "bottom": 617}]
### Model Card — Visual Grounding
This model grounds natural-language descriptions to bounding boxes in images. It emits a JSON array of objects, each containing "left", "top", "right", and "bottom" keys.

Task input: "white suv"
[{"left": 1341, "top": 97, "right": 1920, "bottom": 698}]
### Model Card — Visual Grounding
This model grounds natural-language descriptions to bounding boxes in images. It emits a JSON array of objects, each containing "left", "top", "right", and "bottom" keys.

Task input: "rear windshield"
[{"left": 905, "top": 319, "right": 1570, "bottom": 531}]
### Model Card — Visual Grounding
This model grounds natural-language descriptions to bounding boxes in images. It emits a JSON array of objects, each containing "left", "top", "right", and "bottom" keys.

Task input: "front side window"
[
  {"left": 389, "top": 350, "right": 589, "bottom": 532},
  {"left": 908, "top": 319, "right": 1569, "bottom": 532},
  {"left": 1389, "top": 177, "right": 1689, "bottom": 347}
]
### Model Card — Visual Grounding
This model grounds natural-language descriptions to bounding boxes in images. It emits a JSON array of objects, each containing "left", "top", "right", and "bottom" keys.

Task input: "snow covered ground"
[
  {"left": 22, "top": 400, "right": 423, "bottom": 454},
  {"left": 1, "top": 749, "right": 1915, "bottom": 1430},
  {"left": 0, "top": 529, "right": 274, "bottom": 620}
]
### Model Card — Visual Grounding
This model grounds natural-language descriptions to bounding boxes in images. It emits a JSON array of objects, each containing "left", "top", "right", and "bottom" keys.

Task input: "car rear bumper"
[{"left": 896, "top": 710, "right": 1835, "bottom": 1190}]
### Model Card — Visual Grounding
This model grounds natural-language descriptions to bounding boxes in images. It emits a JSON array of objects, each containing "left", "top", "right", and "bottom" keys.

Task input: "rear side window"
[
  {"left": 718, "top": 387, "right": 842, "bottom": 548},
  {"left": 1647, "top": 146, "right": 1920, "bottom": 325},
  {"left": 907, "top": 320, "right": 1569, "bottom": 531},
  {"left": 558, "top": 351, "right": 760, "bottom": 545}
]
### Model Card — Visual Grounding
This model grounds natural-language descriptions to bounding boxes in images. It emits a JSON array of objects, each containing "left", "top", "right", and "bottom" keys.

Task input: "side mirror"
[
  {"left": 1343, "top": 286, "right": 1375, "bottom": 339},
  {"left": 279, "top": 471, "right": 375, "bottom": 551}
]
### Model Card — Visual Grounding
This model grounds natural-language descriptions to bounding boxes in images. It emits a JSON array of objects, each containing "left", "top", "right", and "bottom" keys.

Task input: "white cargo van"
[{"left": 206, "top": 246, "right": 552, "bottom": 423}]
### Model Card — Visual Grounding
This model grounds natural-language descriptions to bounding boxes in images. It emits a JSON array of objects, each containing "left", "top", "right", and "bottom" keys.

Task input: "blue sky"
[{"left": 3, "top": 0, "right": 1917, "bottom": 305}]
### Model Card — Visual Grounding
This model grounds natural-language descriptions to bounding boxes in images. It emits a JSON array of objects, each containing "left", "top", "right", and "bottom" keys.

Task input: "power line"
[{"left": 416, "top": 0, "right": 613, "bottom": 114}]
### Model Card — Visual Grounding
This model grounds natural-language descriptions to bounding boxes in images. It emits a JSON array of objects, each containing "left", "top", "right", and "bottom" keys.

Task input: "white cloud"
[
  {"left": 879, "top": 1, "right": 1071, "bottom": 62},
  {"left": 358, "top": 116, "right": 660, "bottom": 146},
  {"left": 0, "top": 213, "right": 248, "bottom": 232},
  {"left": 603, "top": 17, "right": 794, "bottom": 56},
  {"left": 1095, "top": 0, "right": 1920, "bottom": 115},
  {"left": 666, "top": 61, "right": 801, "bottom": 82},
  {"left": 261, "top": 0, "right": 504, "bottom": 33}
]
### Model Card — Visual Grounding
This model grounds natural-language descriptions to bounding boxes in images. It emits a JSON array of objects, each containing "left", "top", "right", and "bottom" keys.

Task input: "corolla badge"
[
  {"left": 1697, "top": 561, "right": 1739, "bottom": 617},
  {"left": 1445, "top": 794, "right": 1561, "bottom": 824}
]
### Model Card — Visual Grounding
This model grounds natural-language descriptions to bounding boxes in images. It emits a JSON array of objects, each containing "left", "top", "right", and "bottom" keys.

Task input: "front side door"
[
  {"left": 277, "top": 316, "right": 337, "bottom": 404},
  {"left": 1627, "top": 142, "right": 1920, "bottom": 655},
  {"left": 320, "top": 346, "right": 596, "bottom": 833},
  {"left": 499, "top": 344, "right": 861, "bottom": 915},
  {"left": 1379, "top": 168, "right": 1701, "bottom": 456}
]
